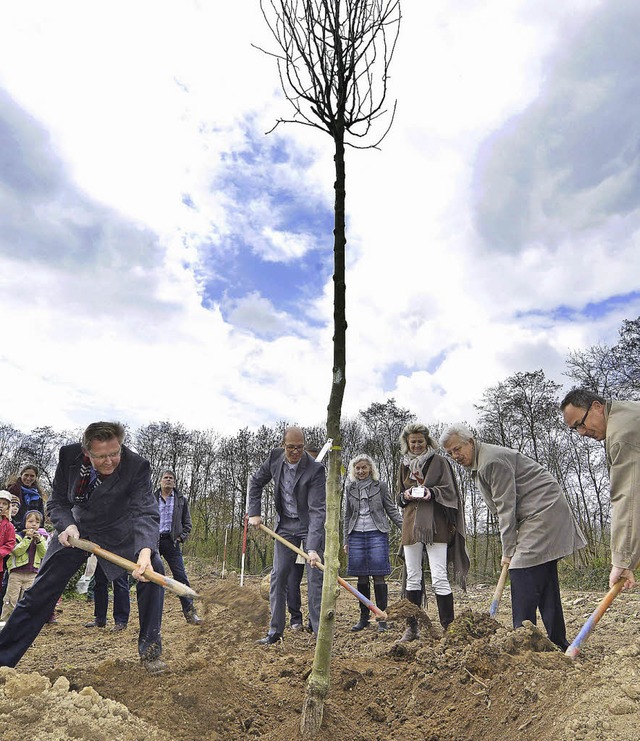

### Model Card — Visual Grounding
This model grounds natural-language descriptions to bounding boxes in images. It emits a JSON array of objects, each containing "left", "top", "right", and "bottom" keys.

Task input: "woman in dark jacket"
[
  {"left": 343, "top": 453, "right": 403, "bottom": 632},
  {"left": 396, "top": 423, "right": 469, "bottom": 642}
]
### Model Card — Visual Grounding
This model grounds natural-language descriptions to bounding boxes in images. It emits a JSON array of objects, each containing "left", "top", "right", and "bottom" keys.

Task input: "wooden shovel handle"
[
  {"left": 489, "top": 563, "right": 509, "bottom": 618},
  {"left": 257, "top": 523, "right": 387, "bottom": 620},
  {"left": 69, "top": 536, "right": 198, "bottom": 599},
  {"left": 566, "top": 579, "right": 625, "bottom": 658}
]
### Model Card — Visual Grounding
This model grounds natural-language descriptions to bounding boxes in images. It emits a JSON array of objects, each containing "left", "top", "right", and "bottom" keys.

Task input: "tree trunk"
[{"left": 301, "top": 130, "right": 346, "bottom": 737}]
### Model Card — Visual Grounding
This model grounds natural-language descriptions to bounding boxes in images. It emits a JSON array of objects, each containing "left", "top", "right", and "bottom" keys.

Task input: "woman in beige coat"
[{"left": 396, "top": 423, "right": 469, "bottom": 641}]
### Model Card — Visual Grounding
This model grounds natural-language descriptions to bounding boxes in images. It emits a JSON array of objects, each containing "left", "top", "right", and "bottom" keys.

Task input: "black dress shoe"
[
  {"left": 111, "top": 623, "right": 127, "bottom": 632},
  {"left": 84, "top": 620, "right": 106, "bottom": 628},
  {"left": 256, "top": 633, "right": 282, "bottom": 645},
  {"left": 185, "top": 612, "right": 203, "bottom": 625}
]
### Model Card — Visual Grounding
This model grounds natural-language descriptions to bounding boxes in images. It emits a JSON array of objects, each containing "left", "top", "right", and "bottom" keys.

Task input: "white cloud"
[{"left": 0, "top": 0, "right": 636, "bottom": 441}]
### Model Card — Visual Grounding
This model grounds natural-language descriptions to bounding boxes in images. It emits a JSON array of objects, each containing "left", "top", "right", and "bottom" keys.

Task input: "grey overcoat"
[{"left": 473, "top": 442, "right": 586, "bottom": 569}]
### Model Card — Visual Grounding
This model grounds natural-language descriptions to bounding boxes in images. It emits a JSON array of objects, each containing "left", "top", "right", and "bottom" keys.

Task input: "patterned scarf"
[
  {"left": 74, "top": 455, "right": 102, "bottom": 504},
  {"left": 402, "top": 450, "right": 435, "bottom": 484}
]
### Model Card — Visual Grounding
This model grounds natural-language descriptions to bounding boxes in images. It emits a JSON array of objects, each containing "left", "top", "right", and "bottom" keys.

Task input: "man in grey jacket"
[
  {"left": 561, "top": 389, "right": 640, "bottom": 590},
  {"left": 441, "top": 424, "right": 586, "bottom": 650},
  {"left": 249, "top": 427, "right": 326, "bottom": 644}
]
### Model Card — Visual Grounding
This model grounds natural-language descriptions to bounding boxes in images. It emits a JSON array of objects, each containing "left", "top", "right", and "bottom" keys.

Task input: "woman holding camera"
[{"left": 396, "top": 423, "right": 469, "bottom": 641}]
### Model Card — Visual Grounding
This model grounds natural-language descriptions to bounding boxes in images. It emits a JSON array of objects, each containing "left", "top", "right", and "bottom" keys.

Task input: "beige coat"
[
  {"left": 605, "top": 401, "right": 640, "bottom": 570},
  {"left": 473, "top": 442, "right": 586, "bottom": 569}
]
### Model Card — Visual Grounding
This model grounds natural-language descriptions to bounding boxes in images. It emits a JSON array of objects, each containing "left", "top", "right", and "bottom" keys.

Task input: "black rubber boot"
[
  {"left": 406, "top": 589, "right": 423, "bottom": 608},
  {"left": 436, "top": 592, "right": 455, "bottom": 631},
  {"left": 351, "top": 580, "right": 371, "bottom": 631},
  {"left": 399, "top": 589, "right": 423, "bottom": 642},
  {"left": 374, "top": 582, "right": 388, "bottom": 632}
]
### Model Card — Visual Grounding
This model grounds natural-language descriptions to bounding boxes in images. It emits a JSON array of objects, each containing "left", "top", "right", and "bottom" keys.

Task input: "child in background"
[
  {"left": 0, "top": 510, "right": 47, "bottom": 624},
  {"left": 9, "top": 496, "right": 20, "bottom": 525},
  {"left": 0, "top": 495, "right": 21, "bottom": 603},
  {"left": 0, "top": 491, "right": 17, "bottom": 623}
]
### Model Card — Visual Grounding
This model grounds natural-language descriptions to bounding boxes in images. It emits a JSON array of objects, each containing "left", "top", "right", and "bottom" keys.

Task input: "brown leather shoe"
[
  {"left": 111, "top": 623, "right": 127, "bottom": 632},
  {"left": 142, "top": 658, "right": 168, "bottom": 675}
]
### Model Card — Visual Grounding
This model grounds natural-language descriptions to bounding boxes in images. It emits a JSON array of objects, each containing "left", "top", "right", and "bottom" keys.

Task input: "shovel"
[
  {"left": 69, "top": 536, "right": 198, "bottom": 599},
  {"left": 565, "top": 579, "right": 625, "bottom": 659},
  {"left": 258, "top": 523, "right": 387, "bottom": 620},
  {"left": 489, "top": 563, "right": 509, "bottom": 618}
]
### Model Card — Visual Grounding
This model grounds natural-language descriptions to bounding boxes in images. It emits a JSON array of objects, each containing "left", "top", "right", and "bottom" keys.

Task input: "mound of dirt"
[
  {"left": 0, "top": 667, "right": 171, "bottom": 741},
  {"left": 2, "top": 564, "right": 640, "bottom": 740}
]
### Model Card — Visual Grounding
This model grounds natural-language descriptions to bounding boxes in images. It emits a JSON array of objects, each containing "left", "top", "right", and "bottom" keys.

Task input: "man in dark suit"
[
  {"left": 0, "top": 421, "right": 167, "bottom": 674},
  {"left": 249, "top": 427, "right": 326, "bottom": 644}
]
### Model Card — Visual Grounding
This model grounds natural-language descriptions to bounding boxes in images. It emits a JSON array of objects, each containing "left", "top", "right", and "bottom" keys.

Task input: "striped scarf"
[{"left": 74, "top": 455, "right": 102, "bottom": 504}]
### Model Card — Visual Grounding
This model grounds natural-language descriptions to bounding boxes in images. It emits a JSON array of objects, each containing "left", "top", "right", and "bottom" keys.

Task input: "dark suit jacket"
[
  {"left": 248, "top": 448, "right": 326, "bottom": 553},
  {"left": 46, "top": 443, "right": 159, "bottom": 580}
]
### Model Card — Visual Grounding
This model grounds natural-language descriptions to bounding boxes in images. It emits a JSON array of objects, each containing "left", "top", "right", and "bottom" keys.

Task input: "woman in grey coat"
[{"left": 343, "top": 454, "right": 403, "bottom": 632}]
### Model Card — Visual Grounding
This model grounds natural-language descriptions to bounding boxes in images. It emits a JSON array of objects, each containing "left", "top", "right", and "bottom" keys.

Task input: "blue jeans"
[{"left": 158, "top": 535, "right": 194, "bottom": 615}]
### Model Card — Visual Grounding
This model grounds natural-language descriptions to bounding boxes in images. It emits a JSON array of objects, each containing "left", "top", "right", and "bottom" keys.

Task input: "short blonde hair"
[
  {"left": 399, "top": 423, "right": 438, "bottom": 455},
  {"left": 347, "top": 454, "right": 380, "bottom": 482}
]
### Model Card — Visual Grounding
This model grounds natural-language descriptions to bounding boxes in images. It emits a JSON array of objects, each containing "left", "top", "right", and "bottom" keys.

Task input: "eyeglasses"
[
  {"left": 88, "top": 448, "right": 122, "bottom": 462},
  {"left": 569, "top": 402, "right": 593, "bottom": 432},
  {"left": 285, "top": 445, "right": 305, "bottom": 452}
]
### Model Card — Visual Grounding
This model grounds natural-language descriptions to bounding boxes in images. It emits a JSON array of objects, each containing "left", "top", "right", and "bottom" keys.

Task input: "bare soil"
[{"left": 1, "top": 560, "right": 640, "bottom": 741}]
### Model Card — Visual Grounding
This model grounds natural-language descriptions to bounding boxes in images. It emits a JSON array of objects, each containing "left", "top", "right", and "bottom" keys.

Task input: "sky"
[{"left": 1, "top": 0, "right": 639, "bottom": 436}]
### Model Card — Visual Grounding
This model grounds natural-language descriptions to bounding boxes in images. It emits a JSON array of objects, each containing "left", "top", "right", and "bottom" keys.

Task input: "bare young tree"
[{"left": 257, "top": 0, "right": 401, "bottom": 734}]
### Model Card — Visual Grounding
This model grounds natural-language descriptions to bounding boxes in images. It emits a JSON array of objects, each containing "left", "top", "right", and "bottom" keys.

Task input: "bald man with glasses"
[
  {"left": 249, "top": 426, "right": 326, "bottom": 644},
  {"left": 561, "top": 389, "right": 640, "bottom": 591},
  {"left": 0, "top": 421, "right": 167, "bottom": 674}
]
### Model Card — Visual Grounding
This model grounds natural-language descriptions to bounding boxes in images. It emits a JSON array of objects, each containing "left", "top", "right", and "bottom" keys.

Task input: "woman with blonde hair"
[
  {"left": 396, "top": 423, "right": 469, "bottom": 641},
  {"left": 343, "top": 453, "right": 403, "bottom": 632}
]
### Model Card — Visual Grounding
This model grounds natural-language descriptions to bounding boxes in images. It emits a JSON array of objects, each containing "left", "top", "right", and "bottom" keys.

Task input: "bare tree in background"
[
  {"left": 566, "top": 317, "right": 640, "bottom": 400},
  {"left": 257, "top": 0, "right": 401, "bottom": 733}
]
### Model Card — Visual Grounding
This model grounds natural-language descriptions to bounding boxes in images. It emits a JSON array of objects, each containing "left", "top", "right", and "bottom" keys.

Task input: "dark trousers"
[
  {"left": 0, "top": 545, "right": 165, "bottom": 667},
  {"left": 286, "top": 562, "right": 304, "bottom": 626},
  {"left": 509, "top": 559, "right": 568, "bottom": 649},
  {"left": 269, "top": 519, "right": 323, "bottom": 635},
  {"left": 94, "top": 562, "right": 131, "bottom": 625},
  {"left": 158, "top": 535, "right": 194, "bottom": 614}
]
